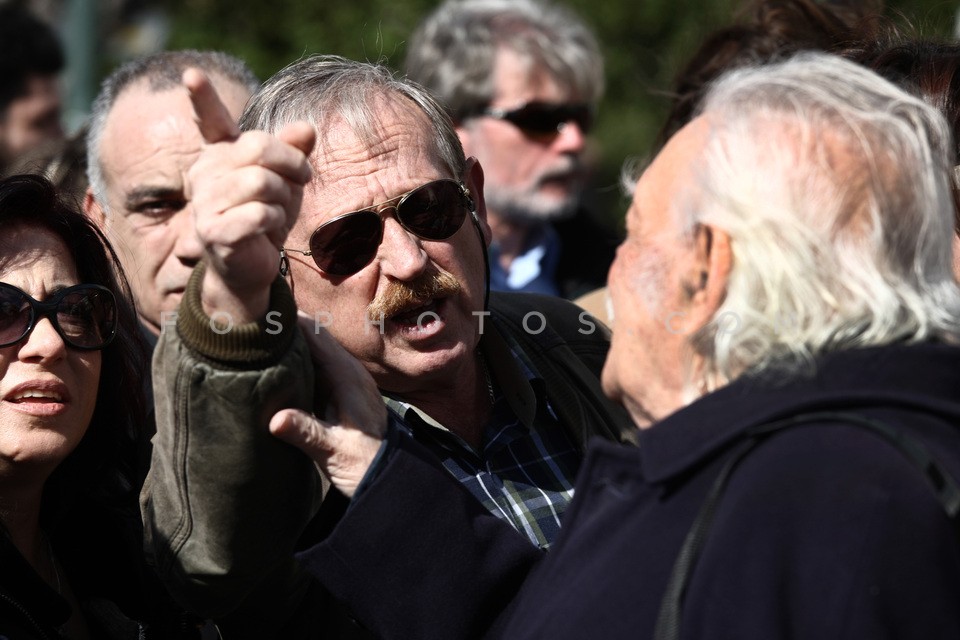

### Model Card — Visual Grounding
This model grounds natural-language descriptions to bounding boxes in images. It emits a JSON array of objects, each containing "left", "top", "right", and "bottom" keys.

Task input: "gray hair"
[
  {"left": 405, "top": 0, "right": 604, "bottom": 121},
  {"left": 86, "top": 50, "right": 259, "bottom": 210},
  {"left": 240, "top": 54, "right": 466, "bottom": 180},
  {"left": 662, "top": 52, "right": 960, "bottom": 384}
]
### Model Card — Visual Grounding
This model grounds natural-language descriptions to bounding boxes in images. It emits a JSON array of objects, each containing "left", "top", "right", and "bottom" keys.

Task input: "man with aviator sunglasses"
[
  {"left": 405, "top": 0, "right": 621, "bottom": 299},
  {"left": 142, "top": 55, "right": 635, "bottom": 636},
  {"left": 284, "top": 179, "right": 474, "bottom": 277}
]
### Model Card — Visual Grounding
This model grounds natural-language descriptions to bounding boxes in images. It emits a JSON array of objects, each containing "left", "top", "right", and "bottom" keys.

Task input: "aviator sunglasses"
[
  {"left": 283, "top": 179, "right": 473, "bottom": 276},
  {"left": 479, "top": 101, "right": 593, "bottom": 137},
  {"left": 0, "top": 283, "right": 118, "bottom": 350}
]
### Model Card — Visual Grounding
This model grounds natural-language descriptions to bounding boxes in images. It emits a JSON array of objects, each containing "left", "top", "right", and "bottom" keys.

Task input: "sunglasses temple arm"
[{"left": 468, "top": 212, "right": 490, "bottom": 311}]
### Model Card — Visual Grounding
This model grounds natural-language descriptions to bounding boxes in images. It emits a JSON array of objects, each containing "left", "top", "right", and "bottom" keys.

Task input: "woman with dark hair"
[{"left": 0, "top": 174, "right": 193, "bottom": 638}]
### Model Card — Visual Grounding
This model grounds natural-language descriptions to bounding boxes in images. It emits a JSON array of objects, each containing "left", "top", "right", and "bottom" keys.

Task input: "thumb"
[
  {"left": 278, "top": 121, "right": 317, "bottom": 160},
  {"left": 270, "top": 408, "right": 330, "bottom": 461}
]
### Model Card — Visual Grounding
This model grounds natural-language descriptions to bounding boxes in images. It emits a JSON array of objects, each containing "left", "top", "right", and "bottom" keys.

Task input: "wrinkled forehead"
[
  {"left": 312, "top": 97, "right": 444, "bottom": 183},
  {"left": 99, "top": 83, "right": 199, "bottom": 160},
  {"left": 296, "top": 102, "right": 451, "bottom": 231},
  {"left": 636, "top": 118, "right": 712, "bottom": 202}
]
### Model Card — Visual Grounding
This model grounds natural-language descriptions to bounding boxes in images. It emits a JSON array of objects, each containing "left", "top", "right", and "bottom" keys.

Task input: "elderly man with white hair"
[{"left": 270, "top": 51, "right": 960, "bottom": 640}]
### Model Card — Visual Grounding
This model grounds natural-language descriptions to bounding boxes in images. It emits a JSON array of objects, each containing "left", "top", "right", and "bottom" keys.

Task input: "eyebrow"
[
  {"left": 123, "top": 186, "right": 184, "bottom": 208},
  {"left": 2, "top": 284, "right": 73, "bottom": 301}
]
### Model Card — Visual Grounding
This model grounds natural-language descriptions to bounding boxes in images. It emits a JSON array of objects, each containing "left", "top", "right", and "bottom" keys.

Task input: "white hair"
[
  {"left": 671, "top": 52, "right": 960, "bottom": 383},
  {"left": 405, "top": 0, "right": 604, "bottom": 122},
  {"left": 239, "top": 55, "right": 466, "bottom": 182}
]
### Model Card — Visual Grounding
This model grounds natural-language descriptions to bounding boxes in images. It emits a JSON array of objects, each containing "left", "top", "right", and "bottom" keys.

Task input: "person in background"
[
  {"left": 405, "top": 0, "right": 619, "bottom": 299},
  {"left": 652, "top": 0, "right": 880, "bottom": 150},
  {"left": 0, "top": 2, "right": 65, "bottom": 174},
  {"left": 83, "top": 50, "right": 259, "bottom": 343},
  {"left": 572, "top": 0, "right": 883, "bottom": 322},
  {"left": 0, "top": 174, "right": 199, "bottom": 638},
  {"left": 649, "top": 0, "right": 960, "bottom": 279},
  {"left": 843, "top": 34, "right": 960, "bottom": 279},
  {"left": 268, "top": 52, "right": 960, "bottom": 640},
  {"left": 5, "top": 122, "right": 90, "bottom": 206}
]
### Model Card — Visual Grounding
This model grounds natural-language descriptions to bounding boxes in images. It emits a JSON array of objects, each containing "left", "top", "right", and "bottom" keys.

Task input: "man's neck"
[
  {"left": 387, "top": 351, "right": 492, "bottom": 450},
  {"left": 488, "top": 213, "right": 538, "bottom": 270}
]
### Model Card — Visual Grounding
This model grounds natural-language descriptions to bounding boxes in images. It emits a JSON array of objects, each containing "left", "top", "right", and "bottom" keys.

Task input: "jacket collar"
[
  {"left": 637, "top": 343, "right": 960, "bottom": 484},
  {"left": 0, "top": 533, "right": 70, "bottom": 627}
]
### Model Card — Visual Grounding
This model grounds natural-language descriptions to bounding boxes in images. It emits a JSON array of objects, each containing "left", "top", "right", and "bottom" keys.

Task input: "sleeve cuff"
[
  {"left": 176, "top": 261, "right": 299, "bottom": 368},
  {"left": 350, "top": 410, "right": 406, "bottom": 501}
]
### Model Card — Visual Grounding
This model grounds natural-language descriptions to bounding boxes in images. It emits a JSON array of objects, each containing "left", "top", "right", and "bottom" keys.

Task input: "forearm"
[{"left": 142, "top": 264, "right": 323, "bottom": 618}]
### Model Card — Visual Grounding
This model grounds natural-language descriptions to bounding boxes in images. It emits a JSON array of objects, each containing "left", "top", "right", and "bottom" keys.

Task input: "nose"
[
  {"left": 172, "top": 208, "right": 203, "bottom": 266},
  {"left": 377, "top": 215, "right": 429, "bottom": 280},
  {"left": 18, "top": 317, "right": 67, "bottom": 362},
  {"left": 553, "top": 120, "right": 587, "bottom": 154},
  {"left": 606, "top": 242, "right": 628, "bottom": 284}
]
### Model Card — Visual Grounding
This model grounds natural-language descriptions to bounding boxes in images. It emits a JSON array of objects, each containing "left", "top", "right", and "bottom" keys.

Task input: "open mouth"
[
  {"left": 390, "top": 298, "right": 442, "bottom": 326},
  {"left": 385, "top": 297, "right": 450, "bottom": 338},
  {"left": 10, "top": 389, "right": 64, "bottom": 403},
  {"left": 4, "top": 383, "right": 70, "bottom": 417}
]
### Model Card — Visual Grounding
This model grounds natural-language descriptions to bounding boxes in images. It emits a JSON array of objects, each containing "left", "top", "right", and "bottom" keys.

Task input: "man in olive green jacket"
[{"left": 142, "top": 55, "right": 634, "bottom": 636}]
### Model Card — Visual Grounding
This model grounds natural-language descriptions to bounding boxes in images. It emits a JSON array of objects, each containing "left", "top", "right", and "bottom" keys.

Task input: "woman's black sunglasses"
[
  {"left": 283, "top": 179, "right": 473, "bottom": 277},
  {"left": 0, "top": 282, "right": 118, "bottom": 351}
]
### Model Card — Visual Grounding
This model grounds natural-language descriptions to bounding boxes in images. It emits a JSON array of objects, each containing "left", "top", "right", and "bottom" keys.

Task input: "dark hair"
[
  {"left": 0, "top": 3, "right": 65, "bottom": 113},
  {"left": 847, "top": 40, "right": 960, "bottom": 158},
  {"left": 0, "top": 174, "right": 148, "bottom": 524},
  {"left": 655, "top": 0, "right": 882, "bottom": 149},
  {"left": 839, "top": 32, "right": 960, "bottom": 235}
]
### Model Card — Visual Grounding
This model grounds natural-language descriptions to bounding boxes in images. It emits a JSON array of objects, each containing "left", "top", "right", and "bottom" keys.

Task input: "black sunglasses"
[
  {"left": 283, "top": 179, "right": 473, "bottom": 277},
  {"left": 0, "top": 283, "right": 118, "bottom": 351},
  {"left": 480, "top": 101, "right": 593, "bottom": 137}
]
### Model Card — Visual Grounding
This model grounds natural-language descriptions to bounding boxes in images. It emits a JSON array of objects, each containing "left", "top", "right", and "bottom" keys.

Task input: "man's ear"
[
  {"left": 463, "top": 156, "right": 491, "bottom": 247},
  {"left": 83, "top": 187, "right": 107, "bottom": 228},
  {"left": 682, "top": 224, "right": 732, "bottom": 329}
]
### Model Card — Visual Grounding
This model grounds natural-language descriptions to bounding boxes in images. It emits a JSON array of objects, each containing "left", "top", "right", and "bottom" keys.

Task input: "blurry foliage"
[{"left": 157, "top": 0, "right": 957, "bottom": 227}]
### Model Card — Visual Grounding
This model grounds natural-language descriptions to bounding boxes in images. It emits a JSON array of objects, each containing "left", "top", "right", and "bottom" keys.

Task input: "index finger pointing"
[{"left": 183, "top": 68, "right": 242, "bottom": 143}]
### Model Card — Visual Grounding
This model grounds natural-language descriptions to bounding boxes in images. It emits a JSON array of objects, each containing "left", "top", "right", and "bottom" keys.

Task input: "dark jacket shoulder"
[{"left": 488, "top": 291, "right": 636, "bottom": 447}]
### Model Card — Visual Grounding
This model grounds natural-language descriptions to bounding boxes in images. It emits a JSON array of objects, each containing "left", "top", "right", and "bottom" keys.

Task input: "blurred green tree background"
[{"left": 155, "top": 0, "right": 957, "bottom": 226}]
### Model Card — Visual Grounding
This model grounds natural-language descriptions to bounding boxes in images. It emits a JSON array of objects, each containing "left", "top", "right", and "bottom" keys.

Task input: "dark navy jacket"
[{"left": 298, "top": 343, "right": 960, "bottom": 639}]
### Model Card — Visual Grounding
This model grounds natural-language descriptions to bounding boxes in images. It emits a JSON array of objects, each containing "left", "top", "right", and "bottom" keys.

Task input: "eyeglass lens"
[
  {"left": 492, "top": 102, "right": 593, "bottom": 136},
  {"left": 0, "top": 283, "right": 118, "bottom": 350},
  {"left": 307, "top": 179, "right": 469, "bottom": 276}
]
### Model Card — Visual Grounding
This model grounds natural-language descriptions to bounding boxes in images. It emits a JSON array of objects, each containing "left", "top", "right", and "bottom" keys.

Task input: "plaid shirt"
[{"left": 384, "top": 329, "right": 581, "bottom": 550}]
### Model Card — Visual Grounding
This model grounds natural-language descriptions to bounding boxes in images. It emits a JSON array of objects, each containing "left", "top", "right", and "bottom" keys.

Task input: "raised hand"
[
  {"left": 183, "top": 68, "right": 316, "bottom": 323},
  {"left": 269, "top": 313, "right": 388, "bottom": 497}
]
